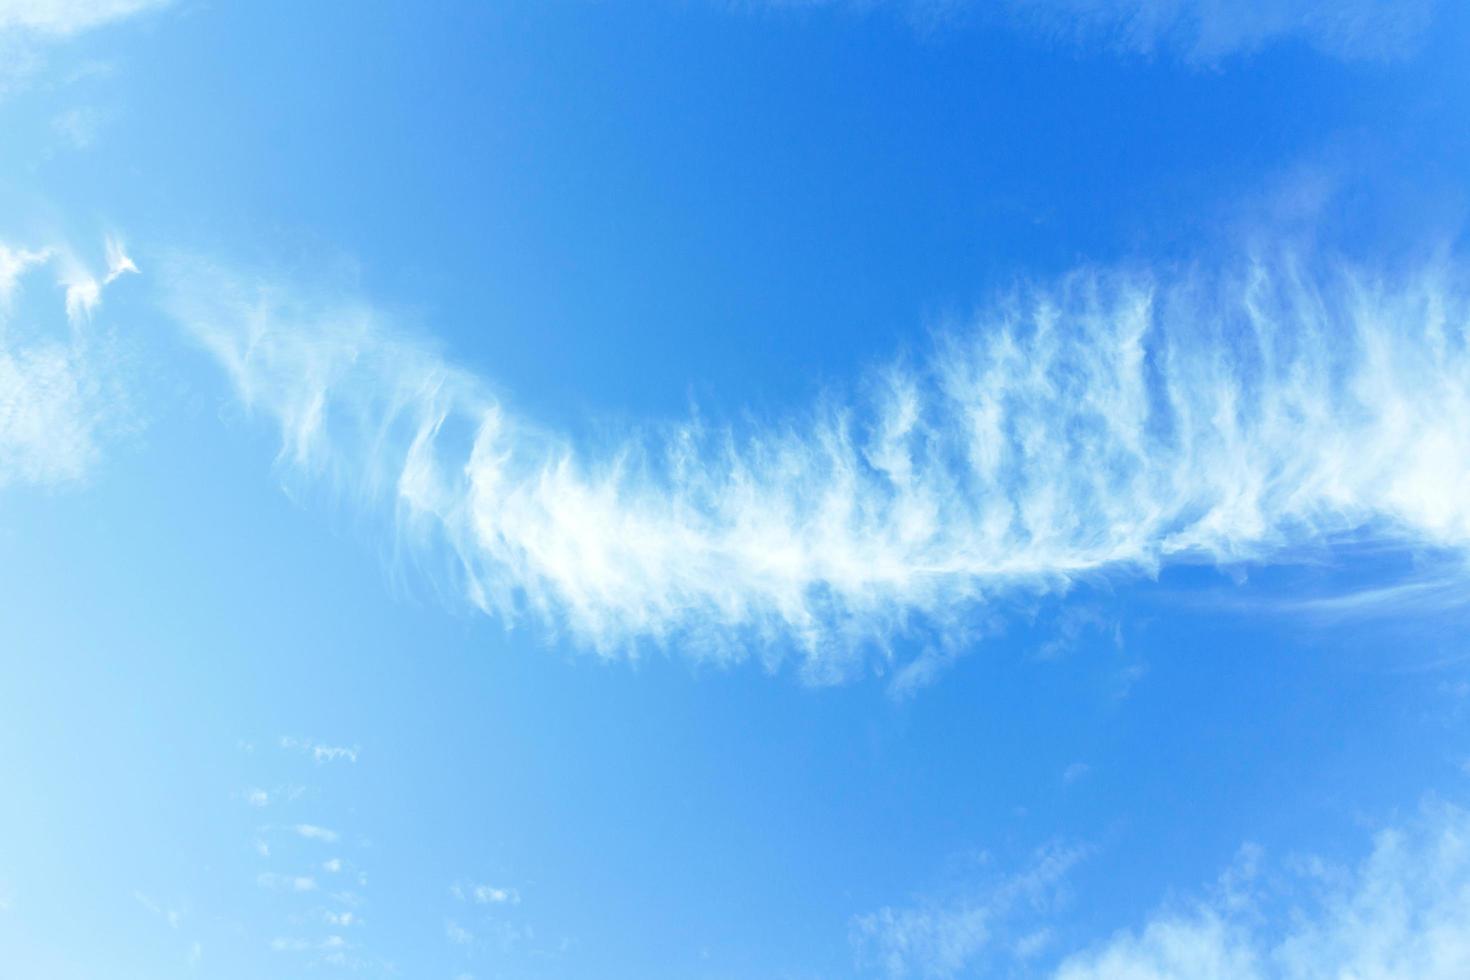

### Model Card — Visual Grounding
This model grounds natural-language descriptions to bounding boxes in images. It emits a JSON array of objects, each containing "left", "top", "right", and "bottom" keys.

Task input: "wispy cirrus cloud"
[
  {"left": 1009, "top": 0, "right": 1436, "bottom": 64},
  {"left": 852, "top": 842, "right": 1087, "bottom": 977},
  {"left": 0, "top": 0, "right": 171, "bottom": 95},
  {"left": 132, "top": 889, "right": 182, "bottom": 929},
  {"left": 741, "top": 0, "right": 1436, "bottom": 63},
  {"left": 0, "top": 237, "right": 136, "bottom": 488},
  {"left": 162, "top": 250, "right": 1470, "bottom": 680}
]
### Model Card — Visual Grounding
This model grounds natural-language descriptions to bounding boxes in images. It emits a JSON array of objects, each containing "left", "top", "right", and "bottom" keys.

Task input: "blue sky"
[{"left": 3, "top": 1, "right": 1470, "bottom": 977}]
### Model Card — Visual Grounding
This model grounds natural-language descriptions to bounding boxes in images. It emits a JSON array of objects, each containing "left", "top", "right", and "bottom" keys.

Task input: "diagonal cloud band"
[{"left": 161, "top": 250, "right": 1470, "bottom": 678}]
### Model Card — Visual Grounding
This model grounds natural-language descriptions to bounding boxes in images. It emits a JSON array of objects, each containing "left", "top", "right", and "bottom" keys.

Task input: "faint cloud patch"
[
  {"left": 256, "top": 872, "right": 317, "bottom": 893},
  {"left": 278, "top": 736, "right": 359, "bottom": 764},
  {"left": 1054, "top": 799, "right": 1470, "bottom": 978},
  {"left": 1008, "top": 0, "right": 1436, "bottom": 64},
  {"left": 0, "top": 0, "right": 171, "bottom": 97},
  {"left": 133, "top": 889, "right": 182, "bottom": 929},
  {"left": 852, "top": 842, "right": 1088, "bottom": 977},
  {"left": 0, "top": 236, "right": 137, "bottom": 488},
  {"left": 0, "top": 0, "right": 169, "bottom": 36},
  {"left": 1036, "top": 606, "right": 1122, "bottom": 661},
  {"left": 295, "top": 824, "right": 339, "bottom": 844},
  {"left": 50, "top": 105, "right": 99, "bottom": 148},
  {"left": 732, "top": 0, "right": 1436, "bottom": 63},
  {"left": 449, "top": 881, "right": 521, "bottom": 906}
]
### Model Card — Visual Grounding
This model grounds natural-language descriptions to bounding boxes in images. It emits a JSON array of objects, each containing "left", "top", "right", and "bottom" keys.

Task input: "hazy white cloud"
[
  {"left": 257, "top": 872, "right": 317, "bottom": 893},
  {"left": 0, "top": 0, "right": 169, "bottom": 96},
  {"left": 853, "top": 843, "right": 1087, "bottom": 977},
  {"left": 1199, "top": 568, "right": 1470, "bottom": 626},
  {"left": 452, "top": 881, "right": 522, "bottom": 906},
  {"left": 0, "top": 0, "right": 168, "bottom": 37},
  {"left": 278, "top": 736, "right": 359, "bottom": 764},
  {"left": 745, "top": 0, "right": 1435, "bottom": 63},
  {"left": 1011, "top": 0, "right": 1437, "bottom": 63},
  {"left": 295, "top": 824, "right": 339, "bottom": 844},
  {"left": 1054, "top": 800, "right": 1470, "bottom": 979},
  {"left": 133, "top": 889, "right": 181, "bottom": 929},
  {"left": 475, "top": 884, "right": 519, "bottom": 905},
  {"left": 271, "top": 934, "right": 348, "bottom": 954},
  {"left": 0, "top": 237, "right": 136, "bottom": 488},
  {"left": 446, "top": 919, "right": 474, "bottom": 945},
  {"left": 163, "top": 251, "right": 1470, "bottom": 680},
  {"left": 1036, "top": 606, "right": 1121, "bottom": 661},
  {"left": 860, "top": 801, "right": 1470, "bottom": 978},
  {"left": 50, "top": 105, "right": 100, "bottom": 148}
]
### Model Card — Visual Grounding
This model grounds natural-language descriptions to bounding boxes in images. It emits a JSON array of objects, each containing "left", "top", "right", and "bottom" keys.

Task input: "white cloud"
[
  {"left": 257, "top": 872, "right": 317, "bottom": 893},
  {"left": 0, "top": 238, "right": 136, "bottom": 488},
  {"left": 132, "top": 890, "right": 181, "bottom": 929},
  {"left": 1199, "top": 569, "right": 1470, "bottom": 625},
  {"left": 0, "top": 0, "right": 169, "bottom": 97},
  {"left": 1010, "top": 0, "right": 1437, "bottom": 63},
  {"left": 446, "top": 919, "right": 474, "bottom": 945},
  {"left": 244, "top": 788, "right": 269, "bottom": 808},
  {"left": 450, "top": 880, "right": 522, "bottom": 910},
  {"left": 295, "top": 824, "right": 339, "bottom": 844},
  {"left": 1053, "top": 800, "right": 1470, "bottom": 979},
  {"left": 278, "top": 736, "right": 359, "bottom": 764},
  {"left": 0, "top": 0, "right": 168, "bottom": 37},
  {"left": 164, "top": 251, "right": 1470, "bottom": 681},
  {"left": 852, "top": 843, "right": 1087, "bottom": 977}
]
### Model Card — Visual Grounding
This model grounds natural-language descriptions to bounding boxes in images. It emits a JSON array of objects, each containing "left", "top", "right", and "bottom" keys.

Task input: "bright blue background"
[{"left": 3, "top": 2, "right": 1470, "bottom": 977}]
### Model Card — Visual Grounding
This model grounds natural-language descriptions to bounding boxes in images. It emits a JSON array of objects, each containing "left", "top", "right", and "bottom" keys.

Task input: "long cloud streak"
[
  {"left": 163, "top": 251, "right": 1470, "bottom": 678},
  {"left": 1009, "top": 0, "right": 1435, "bottom": 63}
]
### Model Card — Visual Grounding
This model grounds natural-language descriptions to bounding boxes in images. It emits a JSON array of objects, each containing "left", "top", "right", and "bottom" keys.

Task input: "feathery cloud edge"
[{"left": 161, "top": 249, "right": 1470, "bottom": 680}]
